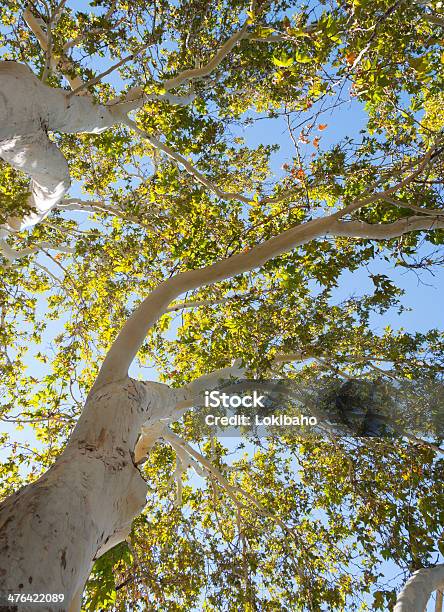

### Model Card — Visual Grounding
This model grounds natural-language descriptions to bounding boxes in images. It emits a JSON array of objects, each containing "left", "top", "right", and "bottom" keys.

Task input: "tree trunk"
[
  {"left": 435, "top": 589, "right": 443, "bottom": 612},
  {"left": 394, "top": 565, "right": 444, "bottom": 612},
  {"left": 0, "top": 377, "right": 177, "bottom": 612},
  {"left": 0, "top": 61, "right": 121, "bottom": 234}
]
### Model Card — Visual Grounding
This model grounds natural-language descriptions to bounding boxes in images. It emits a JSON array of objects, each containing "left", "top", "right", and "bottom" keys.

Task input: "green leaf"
[
  {"left": 295, "top": 52, "right": 313, "bottom": 64},
  {"left": 272, "top": 54, "right": 294, "bottom": 67}
]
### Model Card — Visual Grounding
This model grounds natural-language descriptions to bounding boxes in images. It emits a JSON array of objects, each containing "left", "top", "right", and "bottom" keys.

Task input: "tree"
[{"left": 0, "top": 0, "right": 444, "bottom": 610}]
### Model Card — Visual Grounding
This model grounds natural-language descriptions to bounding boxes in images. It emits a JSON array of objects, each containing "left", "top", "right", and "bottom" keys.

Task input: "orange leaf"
[
  {"left": 293, "top": 168, "right": 306, "bottom": 181},
  {"left": 318, "top": 123, "right": 327, "bottom": 131},
  {"left": 346, "top": 52, "right": 357, "bottom": 65},
  {"left": 313, "top": 137, "right": 320, "bottom": 148}
]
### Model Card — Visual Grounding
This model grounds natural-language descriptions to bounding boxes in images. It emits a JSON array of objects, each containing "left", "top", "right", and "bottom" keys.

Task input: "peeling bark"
[
  {"left": 0, "top": 61, "right": 120, "bottom": 233},
  {"left": 0, "top": 378, "right": 179, "bottom": 611},
  {"left": 0, "top": 129, "right": 70, "bottom": 232}
]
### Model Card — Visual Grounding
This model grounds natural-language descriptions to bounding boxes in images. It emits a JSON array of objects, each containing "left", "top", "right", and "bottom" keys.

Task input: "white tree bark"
[
  {"left": 394, "top": 565, "right": 444, "bottom": 612},
  {"left": 0, "top": 209, "right": 443, "bottom": 608},
  {"left": 0, "top": 378, "right": 183, "bottom": 611},
  {"left": 0, "top": 17, "right": 251, "bottom": 237},
  {"left": 0, "top": 61, "right": 121, "bottom": 234},
  {"left": 0, "top": 41, "right": 443, "bottom": 611},
  {"left": 92, "top": 213, "right": 444, "bottom": 393}
]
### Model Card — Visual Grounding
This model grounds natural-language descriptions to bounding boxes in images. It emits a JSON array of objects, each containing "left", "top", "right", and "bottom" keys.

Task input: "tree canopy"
[{"left": 0, "top": 0, "right": 444, "bottom": 609}]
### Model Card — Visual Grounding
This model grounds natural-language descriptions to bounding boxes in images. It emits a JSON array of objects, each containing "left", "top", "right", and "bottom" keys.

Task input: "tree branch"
[
  {"left": 122, "top": 116, "right": 441, "bottom": 210},
  {"left": 436, "top": 589, "right": 443, "bottom": 612},
  {"left": 0, "top": 239, "right": 74, "bottom": 262},
  {"left": 107, "top": 20, "right": 250, "bottom": 111},
  {"left": 23, "top": 5, "right": 85, "bottom": 92},
  {"left": 166, "top": 296, "right": 235, "bottom": 313},
  {"left": 58, "top": 198, "right": 149, "bottom": 227},
  {"left": 394, "top": 564, "right": 444, "bottom": 612},
  {"left": 122, "top": 117, "right": 252, "bottom": 203},
  {"left": 92, "top": 212, "right": 444, "bottom": 393},
  {"left": 162, "top": 428, "right": 304, "bottom": 554},
  {"left": 175, "top": 358, "right": 246, "bottom": 410},
  {"left": 133, "top": 360, "right": 245, "bottom": 462},
  {"left": 68, "top": 42, "right": 153, "bottom": 97},
  {"left": 162, "top": 21, "right": 250, "bottom": 92},
  {"left": 381, "top": 196, "right": 444, "bottom": 217},
  {"left": 273, "top": 351, "right": 316, "bottom": 363},
  {"left": 62, "top": 1, "right": 119, "bottom": 51},
  {"left": 329, "top": 216, "right": 444, "bottom": 240},
  {"left": 339, "top": 141, "right": 443, "bottom": 218},
  {"left": 108, "top": 88, "right": 196, "bottom": 112},
  {"left": 423, "top": 14, "right": 444, "bottom": 26}
]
